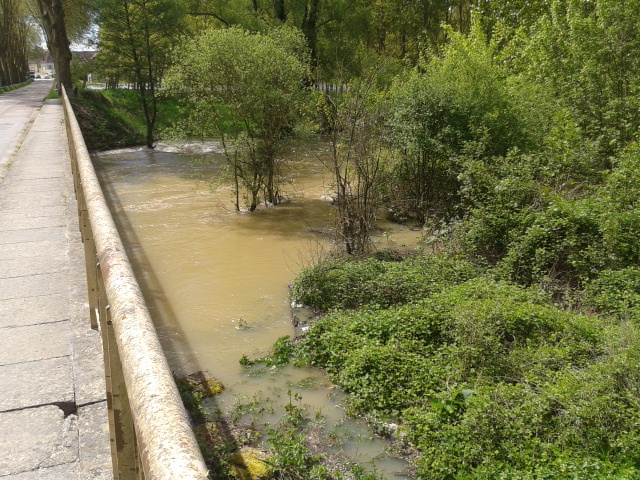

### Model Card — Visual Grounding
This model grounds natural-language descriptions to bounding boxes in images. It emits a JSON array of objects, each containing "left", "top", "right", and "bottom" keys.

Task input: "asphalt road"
[{"left": 0, "top": 80, "right": 55, "bottom": 181}]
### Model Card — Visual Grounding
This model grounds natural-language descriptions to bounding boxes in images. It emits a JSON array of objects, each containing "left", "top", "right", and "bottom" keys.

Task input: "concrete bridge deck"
[{"left": 0, "top": 81, "right": 112, "bottom": 479}]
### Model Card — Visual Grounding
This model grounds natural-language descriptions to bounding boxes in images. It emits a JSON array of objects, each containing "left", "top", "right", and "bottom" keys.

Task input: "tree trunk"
[
  {"left": 301, "top": 0, "right": 320, "bottom": 66},
  {"left": 274, "top": 0, "right": 286, "bottom": 23},
  {"left": 1, "top": 0, "right": 29, "bottom": 86},
  {"left": 37, "top": 0, "right": 73, "bottom": 94}
]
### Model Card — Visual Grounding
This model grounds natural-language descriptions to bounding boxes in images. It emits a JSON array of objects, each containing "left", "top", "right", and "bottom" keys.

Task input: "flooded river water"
[{"left": 93, "top": 141, "right": 421, "bottom": 478}]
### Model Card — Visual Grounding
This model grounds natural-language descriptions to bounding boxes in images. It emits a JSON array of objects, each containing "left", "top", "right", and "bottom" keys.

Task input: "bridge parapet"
[{"left": 61, "top": 86, "right": 210, "bottom": 480}]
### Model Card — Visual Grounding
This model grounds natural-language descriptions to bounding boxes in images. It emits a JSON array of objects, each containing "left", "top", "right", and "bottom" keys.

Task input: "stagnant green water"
[{"left": 93, "top": 141, "right": 422, "bottom": 478}]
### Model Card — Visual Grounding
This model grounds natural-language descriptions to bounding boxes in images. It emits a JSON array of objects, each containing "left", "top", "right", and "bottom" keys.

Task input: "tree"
[
  {"left": 165, "top": 26, "right": 310, "bottom": 211},
  {"left": 36, "top": 0, "right": 73, "bottom": 92},
  {"left": 324, "top": 68, "right": 388, "bottom": 255},
  {"left": 515, "top": 0, "right": 640, "bottom": 159},
  {"left": 386, "top": 25, "right": 550, "bottom": 223},
  {"left": 476, "top": 0, "right": 550, "bottom": 43},
  {"left": 0, "top": 0, "right": 29, "bottom": 86},
  {"left": 96, "top": 0, "right": 185, "bottom": 147}
]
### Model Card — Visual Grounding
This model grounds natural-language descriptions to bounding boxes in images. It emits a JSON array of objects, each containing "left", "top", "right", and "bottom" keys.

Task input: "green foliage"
[
  {"left": 71, "top": 90, "right": 143, "bottom": 150},
  {"left": 291, "top": 254, "right": 479, "bottom": 311},
  {"left": 242, "top": 336, "right": 295, "bottom": 367},
  {"left": 599, "top": 143, "right": 640, "bottom": 268},
  {"left": 96, "top": 0, "right": 187, "bottom": 146},
  {"left": 497, "top": 197, "right": 605, "bottom": 288},
  {"left": 0, "top": 79, "right": 33, "bottom": 94},
  {"left": 515, "top": 0, "right": 640, "bottom": 159},
  {"left": 71, "top": 89, "right": 189, "bottom": 151},
  {"left": 462, "top": 142, "right": 640, "bottom": 292},
  {"left": 262, "top": 387, "right": 382, "bottom": 480},
  {"left": 293, "top": 270, "right": 640, "bottom": 478},
  {"left": 410, "top": 371, "right": 640, "bottom": 480},
  {"left": 266, "top": 429, "right": 328, "bottom": 480},
  {"left": 460, "top": 152, "right": 544, "bottom": 262},
  {"left": 166, "top": 26, "right": 310, "bottom": 210},
  {"left": 166, "top": 26, "right": 309, "bottom": 134},
  {"left": 385, "top": 25, "right": 553, "bottom": 222},
  {"left": 582, "top": 268, "right": 640, "bottom": 321}
]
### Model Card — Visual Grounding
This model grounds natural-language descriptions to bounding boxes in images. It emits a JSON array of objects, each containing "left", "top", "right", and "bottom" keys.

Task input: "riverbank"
[
  {"left": 285, "top": 246, "right": 640, "bottom": 479},
  {"left": 70, "top": 88, "right": 198, "bottom": 151}
]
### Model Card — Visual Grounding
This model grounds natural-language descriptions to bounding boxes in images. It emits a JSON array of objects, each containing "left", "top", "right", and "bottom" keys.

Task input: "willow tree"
[
  {"left": 165, "top": 27, "right": 310, "bottom": 212},
  {"left": 97, "top": 0, "right": 185, "bottom": 147}
]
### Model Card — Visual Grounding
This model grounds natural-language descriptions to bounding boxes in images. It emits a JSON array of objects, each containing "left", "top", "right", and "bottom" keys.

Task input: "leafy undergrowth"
[
  {"left": 291, "top": 255, "right": 480, "bottom": 312},
  {"left": 286, "top": 255, "right": 640, "bottom": 479}
]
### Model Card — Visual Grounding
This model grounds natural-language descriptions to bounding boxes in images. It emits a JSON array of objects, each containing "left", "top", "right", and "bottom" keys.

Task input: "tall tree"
[
  {"left": 0, "top": 0, "right": 28, "bottom": 86},
  {"left": 97, "top": 0, "right": 185, "bottom": 147},
  {"left": 36, "top": 0, "right": 73, "bottom": 92}
]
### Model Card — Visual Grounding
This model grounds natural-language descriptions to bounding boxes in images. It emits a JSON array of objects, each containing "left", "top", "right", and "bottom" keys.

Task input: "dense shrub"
[
  {"left": 460, "top": 154, "right": 544, "bottom": 262},
  {"left": 582, "top": 267, "right": 640, "bottom": 321},
  {"left": 385, "top": 27, "right": 552, "bottom": 222},
  {"left": 462, "top": 142, "right": 640, "bottom": 293},
  {"left": 292, "top": 273, "right": 640, "bottom": 478},
  {"left": 598, "top": 143, "right": 640, "bottom": 269},
  {"left": 497, "top": 197, "right": 605, "bottom": 288},
  {"left": 291, "top": 254, "right": 479, "bottom": 311}
]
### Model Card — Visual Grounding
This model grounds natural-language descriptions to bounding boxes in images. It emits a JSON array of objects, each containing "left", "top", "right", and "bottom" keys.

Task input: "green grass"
[
  {"left": 45, "top": 88, "right": 60, "bottom": 100},
  {"left": 70, "top": 89, "right": 144, "bottom": 150}
]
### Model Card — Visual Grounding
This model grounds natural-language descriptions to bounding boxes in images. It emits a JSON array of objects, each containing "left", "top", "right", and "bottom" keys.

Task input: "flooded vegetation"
[
  {"left": 93, "top": 141, "right": 421, "bottom": 478},
  {"left": 75, "top": 2, "right": 640, "bottom": 477}
]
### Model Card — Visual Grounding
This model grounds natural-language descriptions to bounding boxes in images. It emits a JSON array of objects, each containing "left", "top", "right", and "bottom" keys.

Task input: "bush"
[
  {"left": 296, "top": 276, "right": 600, "bottom": 406},
  {"left": 410, "top": 375, "right": 640, "bottom": 480},
  {"left": 292, "top": 271, "right": 640, "bottom": 478},
  {"left": 384, "top": 26, "right": 553, "bottom": 222},
  {"left": 497, "top": 197, "right": 604, "bottom": 288},
  {"left": 460, "top": 154, "right": 543, "bottom": 262},
  {"left": 291, "top": 254, "right": 479, "bottom": 311},
  {"left": 582, "top": 267, "right": 640, "bottom": 321},
  {"left": 599, "top": 143, "right": 640, "bottom": 268}
]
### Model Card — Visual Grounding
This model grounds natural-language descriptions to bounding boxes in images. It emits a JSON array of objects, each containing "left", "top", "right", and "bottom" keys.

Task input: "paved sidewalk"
[
  {"left": 0, "top": 93, "right": 112, "bottom": 478},
  {"left": 0, "top": 80, "right": 54, "bottom": 183}
]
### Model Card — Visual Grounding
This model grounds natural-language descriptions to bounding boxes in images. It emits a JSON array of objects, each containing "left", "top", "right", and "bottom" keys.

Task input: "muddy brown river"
[{"left": 93, "top": 141, "right": 421, "bottom": 478}]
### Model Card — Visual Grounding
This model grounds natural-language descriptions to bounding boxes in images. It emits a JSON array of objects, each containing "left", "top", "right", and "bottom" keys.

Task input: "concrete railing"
[{"left": 61, "top": 86, "right": 210, "bottom": 480}]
